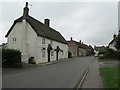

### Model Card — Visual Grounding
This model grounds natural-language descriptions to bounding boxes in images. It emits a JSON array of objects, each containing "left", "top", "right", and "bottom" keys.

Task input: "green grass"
[
  {"left": 98, "top": 59, "right": 118, "bottom": 62},
  {"left": 99, "top": 67, "right": 119, "bottom": 88}
]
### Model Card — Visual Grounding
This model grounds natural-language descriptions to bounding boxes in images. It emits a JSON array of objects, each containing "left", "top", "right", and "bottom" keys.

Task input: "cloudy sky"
[{"left": 0, "top": 0, "right": 119, "bottom": 47}]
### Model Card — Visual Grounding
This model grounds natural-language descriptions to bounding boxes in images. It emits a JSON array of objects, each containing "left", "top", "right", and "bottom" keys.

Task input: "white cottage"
[
  {"left": 5, "top": 2, "right": 68, "bottom": 64},
  {"left": 109, "top": 34, "right": 117, "bottom": 51}
]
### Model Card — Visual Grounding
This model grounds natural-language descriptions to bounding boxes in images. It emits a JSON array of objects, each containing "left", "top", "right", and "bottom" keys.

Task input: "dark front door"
[
  {"left": 48, "top": 50, "right": 50, "bottom": 62},
  {"left": 56, "top": 51, "right": 58, "bottom": 61}
]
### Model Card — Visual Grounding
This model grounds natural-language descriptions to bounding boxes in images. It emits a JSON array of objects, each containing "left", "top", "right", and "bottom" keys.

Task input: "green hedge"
[
  {"left": 2, "top": 49, "right": 21, "bottom": 67},
  {"left": 98, "top": 48, "right": 120, "bottom": 60}
]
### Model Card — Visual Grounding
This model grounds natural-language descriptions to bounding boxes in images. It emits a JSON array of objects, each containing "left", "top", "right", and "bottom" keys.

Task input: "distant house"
[
  {"left": 109, "top": 34, "right": 117, "bottom": 51},
  {"left": 82, "top": 43, "right": 89, "bottom": 56},
  {"left": 5, "top": 2, "right": 68, "bottom": 64},
  {"left": 94, "top": 46, "right": 105, "bottom": 55},
  {"left": 109, "top": 30, "right": 120, "bottom": 51},
  {"left": 89, "top": 45, "right": 94, "bottom": 55},
  {"left": 67, "top": 37, "right": 93, "bottom": 57}
]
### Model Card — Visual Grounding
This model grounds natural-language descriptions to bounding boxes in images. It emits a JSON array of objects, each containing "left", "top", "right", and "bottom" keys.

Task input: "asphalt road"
[{"left": 3, "top": 56, "right": 95, "bottom": 88}]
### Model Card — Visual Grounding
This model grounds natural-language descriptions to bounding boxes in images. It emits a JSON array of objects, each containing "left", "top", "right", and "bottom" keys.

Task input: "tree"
[{"left": 115, "top": 34, "right": 120, "bottom": 50}]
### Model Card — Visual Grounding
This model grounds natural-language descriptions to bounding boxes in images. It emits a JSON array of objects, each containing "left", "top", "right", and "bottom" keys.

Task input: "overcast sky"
[{"left": 0, "top": 1, "right": 119, "bottom": 47}]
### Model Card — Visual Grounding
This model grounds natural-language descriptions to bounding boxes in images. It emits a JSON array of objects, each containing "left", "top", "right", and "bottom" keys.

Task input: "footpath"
[{"left": 81, "top": 59, "right": 104, "bottom": 88}]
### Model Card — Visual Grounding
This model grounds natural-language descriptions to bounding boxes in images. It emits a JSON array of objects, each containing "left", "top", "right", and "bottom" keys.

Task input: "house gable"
[
  {"left": 5, "top": 16, "right": 67, "bottom": 44},
  {"left": 7, "top": 22, "right": 23, "bottom": 49}
]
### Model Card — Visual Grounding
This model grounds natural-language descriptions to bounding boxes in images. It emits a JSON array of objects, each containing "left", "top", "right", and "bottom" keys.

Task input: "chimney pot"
[
  {"left": 113, "top": 34, "right": 116, "bottom": 39},
  {"left": 70, "top": 37, "right": 72, "bottom": 41},
  {"left": 79, "top": 40, "right": 81, "bottom": 44},
  {"left": 23, "top": 2, "right": 29, "bottom": 20},
  {"left": 44, "top": 19, "right": 50, "bottom": 27}
]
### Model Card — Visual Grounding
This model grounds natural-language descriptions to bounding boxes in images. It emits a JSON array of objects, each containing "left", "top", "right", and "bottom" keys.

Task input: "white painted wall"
[
  {"left": 79, "top": 48, "right": 86, "bottom": 56},
  {"left": 36, "top": 36, "right": 68, "bottom": 64},
  {"left": 109, "top": 43, "right": 117, "bottom": 51},
  {"left": 7, "top": 22, "right": 23, "bottom": 50},
  {"left": 7, "top": 20, "right": 68, "bottom": 64}
]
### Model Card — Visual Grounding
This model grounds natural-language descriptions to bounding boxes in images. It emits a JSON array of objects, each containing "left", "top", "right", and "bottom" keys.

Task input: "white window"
[
  {"left": 42, "top": 38, "right": 45, "bottom": 44},
  {"left": 51, "top": 51, "right": 54, "bottom": 56},
  {"left": 50, "top": 40, "right": 53, "bottom": 45},
  {"left": 13, "top": 38, "right": 16, "bottom": 42},
  {"left": 42, "top": 50, "right": 45, "bottom": 58}
]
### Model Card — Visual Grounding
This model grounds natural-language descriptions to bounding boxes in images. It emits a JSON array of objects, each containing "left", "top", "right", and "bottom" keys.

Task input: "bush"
[
  {"left": 115, "top": 34, "right": 120, "bottom": 50},
  {"left": 98, "top": 48, "right": 120, "bottom": 60},
  {"left": 112, "top": 51, "right": 120, "bottom": 60},
  {"left": 68, "top": 51, "right": 72, "bottom": 58},
  {"left": 104, "top": 48, "right": 115, "bottom": 59},
  {"left": 2, "top": 49, "right": 21, "bottom": 67},
  {"left": 98, "top": 54, "right": 104, "bottom": 59}
]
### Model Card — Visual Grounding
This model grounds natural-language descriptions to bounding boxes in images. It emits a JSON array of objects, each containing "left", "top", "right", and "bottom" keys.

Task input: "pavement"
[
  {"left": 81, "top": 58, "right": 104, "bottom": 88},
  {"left": 99, "top": 61, "right": 118, "bottom": 67}
]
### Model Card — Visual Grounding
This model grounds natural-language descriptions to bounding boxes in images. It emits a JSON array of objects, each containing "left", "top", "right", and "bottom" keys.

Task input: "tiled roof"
[
  {"left": 94, "top": 46, "right": 105, "bottom": 51},
  {"left": 67, "top": 40, "right": 86, "bottom": 49},
  {"left": 82, "top": 44, "right": 90, "bottom": 49},
  {"left": 109, "top": 39, "right": 115, "bottom": 45},
  {"left": 89, "top": 45, "right": 94, "bottom": 50},
  {"left": 5, "top": 15, "right": 67, "bottom": 44}
]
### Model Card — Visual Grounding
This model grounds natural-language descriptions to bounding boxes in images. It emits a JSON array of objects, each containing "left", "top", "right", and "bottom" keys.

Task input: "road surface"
[{"left": 3, "top": 56, "right": 95, "bottom": 88}]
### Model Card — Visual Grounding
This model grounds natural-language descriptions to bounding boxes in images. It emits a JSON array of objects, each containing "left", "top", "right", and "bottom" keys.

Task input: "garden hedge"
[
  {"left": 2, "top": 48, "right": 21, "bottom": 67},
  {"left": 98, "top": 48, "right": 120, "bottom": 60}
]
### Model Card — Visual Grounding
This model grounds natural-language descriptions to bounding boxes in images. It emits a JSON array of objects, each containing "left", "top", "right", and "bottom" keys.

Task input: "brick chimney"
[
  {"left": 44, "top": 19, "right": 50, "bottom": 27},
  {"left": 70, "top": 37, "right": 73, "bottom": 41},
  {"left": 23, "top": 2, "right": 29, "bottom": 20},
  {"left": 79, "top": 40, "right": 81, "bottom": 44},
  {"left": 113, "top": 34, "right": 116, "bottom": 39}
]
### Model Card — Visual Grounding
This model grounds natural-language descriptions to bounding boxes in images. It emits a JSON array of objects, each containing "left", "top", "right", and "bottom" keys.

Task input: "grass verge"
[
  {"left": 99, "top": 67, "right": 119, "bottom": 88},
  {"left": 98, "top": 59, "right": 118, "bottom": 62}
]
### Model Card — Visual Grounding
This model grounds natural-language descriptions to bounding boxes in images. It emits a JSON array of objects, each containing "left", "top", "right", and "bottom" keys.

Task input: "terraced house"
[
  {"left": 5, "top": 2, "right": 68, "bottom": 64},
  {"left": 67, "top": 37, "right": 93, "bottom": 57}
]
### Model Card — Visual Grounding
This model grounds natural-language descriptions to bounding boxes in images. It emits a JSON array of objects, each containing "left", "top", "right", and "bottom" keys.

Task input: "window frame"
[
  {"left": 13, "top": 38, "right": 16, "bottom": 43},
  {"left": 42, "top": 50, "right": 46, "bottom": 58},
  {"left": 42, "top": 38, "right": 45, "bottom": 44},
  {"left": 51, "top": 50, "right": 54, "bottom": 56},
  {"left": 50, "top": 40, "right": 53, "bottom": 45}
]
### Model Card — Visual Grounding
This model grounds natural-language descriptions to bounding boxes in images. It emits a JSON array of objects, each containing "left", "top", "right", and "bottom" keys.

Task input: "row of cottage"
[{"left": 4, "top": 2, "right": 94, "bottom": 64}]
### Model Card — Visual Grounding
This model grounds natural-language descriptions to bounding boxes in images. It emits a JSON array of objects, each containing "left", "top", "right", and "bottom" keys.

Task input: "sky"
[{"left": 0, "top": 0, "right": 119, "bottom": 47}]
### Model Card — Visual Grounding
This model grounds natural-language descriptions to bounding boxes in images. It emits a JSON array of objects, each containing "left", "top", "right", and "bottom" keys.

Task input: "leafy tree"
[
  {"left": 98, "top": 48, "right": 115, "bottom": 59},
  {"left": 115, "top": 34, "right": 120, "bottom": 50}
]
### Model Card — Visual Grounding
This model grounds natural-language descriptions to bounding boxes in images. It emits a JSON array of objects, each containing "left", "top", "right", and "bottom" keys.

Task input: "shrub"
[
  {"left": 98, "top": 54, "right": 104, "bottom": 59},
  {"left": 98, "top": 48, "right": 120, "bottom": 60},
  {"left": 115, "top": 34, "right": 120, "bottom": 50},
  {"left": 2, "top": 48, "right": 21, "bottom": 67},
  {"left": 112, "top": 51, "right": 120, "bottom": 60},
  {"left": 103, "top": 48, "right": 115, "bottom": 59}
]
